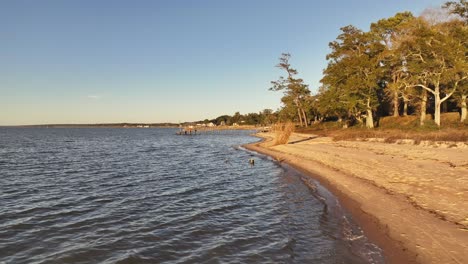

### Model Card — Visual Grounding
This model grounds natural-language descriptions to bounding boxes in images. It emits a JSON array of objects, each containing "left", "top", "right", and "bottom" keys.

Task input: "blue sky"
[{"left": 1, "top": 0, "right": 446, "bottom": 125}]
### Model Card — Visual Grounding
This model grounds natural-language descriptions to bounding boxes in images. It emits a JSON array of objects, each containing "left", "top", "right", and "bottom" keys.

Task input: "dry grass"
[
  {"left": 298, "top": 113, "right": 468, "bottom": 143},
  {"left": 328, "top": 129, "right": 468, "bottom": 143},
  {"left": 379, "top": 115, "right": 421, "bottom": 128},
  {"left": 272, "top": 122, "right": 295, "bottom": 145}
]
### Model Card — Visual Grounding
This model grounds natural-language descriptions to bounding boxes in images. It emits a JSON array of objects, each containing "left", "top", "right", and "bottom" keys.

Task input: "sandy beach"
[{"left": 245, "top": 132, "right": 468, "bottom": 264}]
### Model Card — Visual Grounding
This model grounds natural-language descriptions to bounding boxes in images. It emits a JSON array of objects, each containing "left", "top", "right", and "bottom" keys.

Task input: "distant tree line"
[
  {"left": 195, "top": 109, "right": 279, "bottom": 126},
  {"left": 270, "top": 0, "right": 467, "bottom": 128}
]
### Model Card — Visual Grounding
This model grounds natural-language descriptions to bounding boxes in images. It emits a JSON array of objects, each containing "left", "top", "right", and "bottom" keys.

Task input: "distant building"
[{"left": 207, "top": 122, "right": 216, "bottom": 127}]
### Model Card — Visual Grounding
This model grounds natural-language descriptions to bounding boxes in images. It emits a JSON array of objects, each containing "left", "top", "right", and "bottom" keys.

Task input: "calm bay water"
[{"left": 0, "top": 128, "right": 384, "bottom": 263}]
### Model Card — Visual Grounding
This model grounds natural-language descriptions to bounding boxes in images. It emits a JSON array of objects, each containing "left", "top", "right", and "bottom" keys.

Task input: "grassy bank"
[{"left": 298, "top": 113, "right": 468, "bottom": 143}]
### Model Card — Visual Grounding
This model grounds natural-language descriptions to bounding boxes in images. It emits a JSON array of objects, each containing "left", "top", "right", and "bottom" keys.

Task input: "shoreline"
[
  {"left": 243, "top": 133, "right": 468, "bottom": 264},
  {"left": 0, "top": 125, "right": 260, "bottom": 131}
]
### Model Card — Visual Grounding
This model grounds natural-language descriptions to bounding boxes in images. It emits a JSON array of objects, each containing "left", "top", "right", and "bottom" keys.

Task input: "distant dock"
[{"left": 176, "top": 125, "right": 266, "bottom": 135}]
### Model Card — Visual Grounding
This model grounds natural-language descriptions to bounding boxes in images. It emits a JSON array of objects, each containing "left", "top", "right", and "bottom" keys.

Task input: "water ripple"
[{"left": 0, "top": 128, "right": 384, "bottom": 264}]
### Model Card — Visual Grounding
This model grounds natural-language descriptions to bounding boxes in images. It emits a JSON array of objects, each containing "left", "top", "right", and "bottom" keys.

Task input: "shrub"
[{"left": 272, "top": 122, "right": 295, "bottom": 145}]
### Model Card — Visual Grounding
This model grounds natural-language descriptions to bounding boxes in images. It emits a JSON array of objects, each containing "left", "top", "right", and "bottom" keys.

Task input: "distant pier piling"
[{"left": 176, "top": 125, "right": 262, "bottom": 135}]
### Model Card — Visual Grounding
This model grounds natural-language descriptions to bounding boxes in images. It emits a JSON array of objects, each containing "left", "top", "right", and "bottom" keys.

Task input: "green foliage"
[
  {"left": 321, "top": 25, "right": 385, "bottom": 128},
  {"left": 205, "top": 1, "right": 467, "bottom": 131},
  {"left": 270, "top": 53, "right": 311, "bottom": 127},
  {"left": 392, "top": 17, "right": 468, "bottom": 126},
  {"left": 371, "top": 12, "right": 417, "bottom": 116},
  {"left": 313, "top": 3, "right": 467, "bottom": 128},
  {"left": 207, "top": 109, "right": 279, "bottom": 126}
]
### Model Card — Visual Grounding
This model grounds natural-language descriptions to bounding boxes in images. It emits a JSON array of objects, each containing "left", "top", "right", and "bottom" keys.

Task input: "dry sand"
[{"left": 245, "top": 132, "right": 468, "bottom": 264}]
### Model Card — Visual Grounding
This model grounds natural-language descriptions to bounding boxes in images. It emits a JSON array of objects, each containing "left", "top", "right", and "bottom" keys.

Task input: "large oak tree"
[{"left": 321, "top": 26, "right": 385, "bottom": 128}]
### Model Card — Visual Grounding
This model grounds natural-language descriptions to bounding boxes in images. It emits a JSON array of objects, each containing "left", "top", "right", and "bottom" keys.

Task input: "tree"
[
  {"left": 371, "top": 12, "right": 415, "bottom": 117},
  {"left": 396, "top": 18, "right": 467, "bottom": 126},
  {"left": 316, "top": 83, "right": 358, "bottom": 125},
  {"left": 445, "top": 19, "right": 468, "bottom": 122},
  {"left": 303, "top": 94, "right": 322, "bottom": 124},
  {"left": 260, "top": 109, "right": 276, "bottom": 125},
  {"left": 386, "top": 15, "right": 432, "bottom": 124},
  {"left": 270, "top": 53, "right": 311, "bottom": 127},
  {"left": 231, "top": 111, "right": 242, "bottom": 124},
  {"left": 455, "top": 79, "right": 468, "bottom": 122},
  {"left": 243, "top": 112, "right": 260, "bottom": 125},
  {"left": 444, "top": 1, "right": 468, "bottom": 122},
  {"left": 321, "top": 25, "right": 385, "bottom": 128},
  {"left": 443, "top": 0, "right": 468, "bottom": 23},
  {"left": 214, "top": 115, "right": 231, "bottom": 126}
]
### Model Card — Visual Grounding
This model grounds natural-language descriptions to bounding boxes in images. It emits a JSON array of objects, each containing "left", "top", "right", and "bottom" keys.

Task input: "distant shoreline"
[
  {"left": 1, "top": 124, "right": 264, "bottom": 130},
  {"left": 0, "top": 123, "right": 179, "bottom": 128}
]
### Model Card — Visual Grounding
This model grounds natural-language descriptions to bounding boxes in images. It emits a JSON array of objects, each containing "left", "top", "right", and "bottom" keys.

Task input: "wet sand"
[{"left": 244, "top": 132, "right": 468, "bottom": 264}]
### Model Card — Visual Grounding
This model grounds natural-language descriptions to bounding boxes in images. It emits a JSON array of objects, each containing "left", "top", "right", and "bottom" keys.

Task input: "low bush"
[{"left": 272, "top": 122, "right": 295, "bottom": 145}]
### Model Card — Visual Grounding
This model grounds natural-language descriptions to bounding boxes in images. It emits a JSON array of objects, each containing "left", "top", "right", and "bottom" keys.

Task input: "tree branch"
[
  {"left": 441, "top": 86, "right": 458, "bottom": 104},
  {"left": 413, "top": 84, "right": 435, "bottom": 95},
  {"left": 441, "top": 76, "right": 468, "bottom": 103}
]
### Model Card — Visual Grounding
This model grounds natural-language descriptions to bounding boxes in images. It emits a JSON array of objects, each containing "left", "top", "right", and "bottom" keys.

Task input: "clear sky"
[{"left": 1, "top": 0, "right": 447, "bottom": 125}]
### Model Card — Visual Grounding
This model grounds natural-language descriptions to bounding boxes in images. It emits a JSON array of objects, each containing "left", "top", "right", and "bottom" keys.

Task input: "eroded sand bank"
[{"left": 245, "top": 132, "right": 468, "bottom": 264}]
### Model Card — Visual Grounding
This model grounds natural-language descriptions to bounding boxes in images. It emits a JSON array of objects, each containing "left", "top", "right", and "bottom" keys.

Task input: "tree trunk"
[
  {"left": 433, "top": 78, "right": 459, "bottom": 126},
  {"left": 403, "top": 100, "right": 408, "bottom": 116},
  {"left": 301, "top": 108, "right": 308, "bottom": 127},
  {"left": 434, "top": 92, "right": 441, "bottom": 127},
  {"left": 297, "top": 108, "right": 303, "bottom": 127},
  {"left": 460, "top": 95, "right": 467, "bottom": 122},
  {"left": 366, "top": 109, "right": 374, "bottom": 128},
  {"left": 366, "top": 98, "right": 374, "bottom": 128},
  {"left": 314, "top": 115, "right": 319, "bottom": 123},
  {"left": 420, "top": 90, "right": 427, "bottom": 126},
  {"left": 393, "top": 91, "right": 399, "bottom": 117}
]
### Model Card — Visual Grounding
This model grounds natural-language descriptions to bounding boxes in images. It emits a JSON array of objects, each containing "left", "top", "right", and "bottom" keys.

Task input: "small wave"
[{"left": 0, "top": 128, "right": 383, "bottom": 264}]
